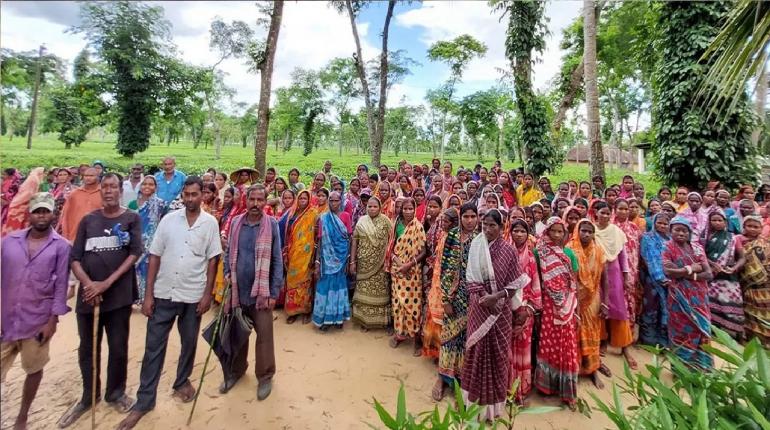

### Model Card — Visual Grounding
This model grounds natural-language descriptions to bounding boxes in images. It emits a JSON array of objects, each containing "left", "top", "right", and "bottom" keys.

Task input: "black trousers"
[
  {"left": 134, "top": 298, "right": 201, "bottom": 411},
  {"left": 76, "top": 305, "right": 131, "bottom": 405}
]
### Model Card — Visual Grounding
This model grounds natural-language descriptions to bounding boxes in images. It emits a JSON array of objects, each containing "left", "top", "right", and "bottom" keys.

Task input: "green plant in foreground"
[
  {"left": 369, "top": 379, "right": 560, "bottom": 430},
  {"left": 592, "top": 327, "right": 770, "bottom": 430}
]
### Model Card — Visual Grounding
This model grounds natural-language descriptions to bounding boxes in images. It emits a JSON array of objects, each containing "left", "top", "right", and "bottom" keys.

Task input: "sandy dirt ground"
[{"left": 1, "top": 298, "right": 655, "bottom": 430}]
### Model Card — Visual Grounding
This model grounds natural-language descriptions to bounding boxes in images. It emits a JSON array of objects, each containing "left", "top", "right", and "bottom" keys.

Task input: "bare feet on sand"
[
  {"left": 598, "top": 363, "right": 612, "bottom": 377},
  {"left": 172, "top": 381, "right": 196, "bottom": 403},
  {"left": 114, "top": 410, "right": 148, "bottom": 430},
  {"left": 591, "top": 372, "right": 604, "bottom": 389},
  {"left": 623, "top": 348, "right": 638, "bottom": 370},
  {"left": 431, "top": 379, "right": 445, "bottom": 402},
  {"left": 389, "top": 337, "right": 402, "bottom": 349}
]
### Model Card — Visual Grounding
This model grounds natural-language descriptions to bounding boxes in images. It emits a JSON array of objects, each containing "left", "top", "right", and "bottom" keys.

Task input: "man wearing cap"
[
  {"left": 1, "top": 193, "right": 71, "bottom": 430},
  {"left": 154, "top": 157, "right": 186, "bottom": 203},
  {"left": 58, "top": 167, "right": 102, "bottom": 243},
  {"left": 122, "top": 164, "right": 144, "bottom": 207}
]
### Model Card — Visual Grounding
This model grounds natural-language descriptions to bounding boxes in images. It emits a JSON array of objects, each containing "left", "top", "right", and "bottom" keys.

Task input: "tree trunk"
[
  {"left": 254, "top": 0, "right": 284, "bottom": 174},
  {"left": 552, "top": 61, "right": 583, "bottom": 136},
  {"left": 753, "top": 64, "right": 767, "bottom": 147},
  {"left": 205, "top": 93, "right": 222, "bottom": 159},
  {"left": 345, "top": 0, "right": 376, "bottom": 158},
  {"left": 584, "top": 0, "right": 604, "bottom": 180},
  {"left": 26, "top": 45, "right": 44, "bottom": 150},
  {"left": 371, "top": 0, "right": 396, "bottom": 168}
]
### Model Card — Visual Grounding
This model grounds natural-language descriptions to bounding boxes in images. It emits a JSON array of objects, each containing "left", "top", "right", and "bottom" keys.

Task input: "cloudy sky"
[{"left": 2, "top": 1, "right": 582, "bottom": 112}]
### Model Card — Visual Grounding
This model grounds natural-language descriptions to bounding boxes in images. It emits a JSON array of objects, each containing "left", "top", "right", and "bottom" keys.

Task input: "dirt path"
[{"left": 1, "top": 300, "right": 652, "bottom": 429}]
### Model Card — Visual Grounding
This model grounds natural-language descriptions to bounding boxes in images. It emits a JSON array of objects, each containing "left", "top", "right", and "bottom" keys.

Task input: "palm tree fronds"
[{"left": 695, "top": 0, "right": 770, "bottom": 117}]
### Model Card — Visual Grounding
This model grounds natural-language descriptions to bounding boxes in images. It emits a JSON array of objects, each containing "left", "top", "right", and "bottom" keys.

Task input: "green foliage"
[
  {"left": 427, "top": 35, "right": 488, "bottom": 78},
  {"left": 369, "top": 380, "right": 560, "bottom": 430},
  {"left": 497, "top": 0, "right": 561, "bottom": 176},
  {"left": 592, "top": 328, "right": 770, "bottom": 430},
  {"left": 73, "top": 1, "right": 173, "bottom": 158},
  {"left": 652, "top": 1, "right": 757, "bottom": 189},
  {"left": 696, "top": 0, "right": 770, "bottom": 117}
]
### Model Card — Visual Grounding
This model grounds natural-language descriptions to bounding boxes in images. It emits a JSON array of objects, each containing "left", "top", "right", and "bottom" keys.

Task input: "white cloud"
[
  {"left": 1, "top": 1, "right": 377, "bottom": 110},
  {"left": 395, "top": 0, "right": 582, "bottom": 92}
]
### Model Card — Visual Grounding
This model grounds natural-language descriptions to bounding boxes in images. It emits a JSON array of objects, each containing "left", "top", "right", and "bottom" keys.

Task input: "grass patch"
[{"left": 1, "top": 135, "right": 660, "bottom": 191}]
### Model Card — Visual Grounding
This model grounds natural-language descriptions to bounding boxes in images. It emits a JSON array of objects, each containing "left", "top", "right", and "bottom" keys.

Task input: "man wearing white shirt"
[
  {"left": 116, "top": 176, "right": 222, "bottom": 430},
  {"left": 121, "top": 164, "right": 144, "bottom": 206}
]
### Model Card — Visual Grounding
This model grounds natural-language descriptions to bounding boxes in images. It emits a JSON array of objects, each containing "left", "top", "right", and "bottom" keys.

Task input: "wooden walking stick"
[
  {"left": 187, "top": 285, "right": 229, "bottom": 426},
  {"left": 91, "top": 302, "right": 100, "bottom": 430}
]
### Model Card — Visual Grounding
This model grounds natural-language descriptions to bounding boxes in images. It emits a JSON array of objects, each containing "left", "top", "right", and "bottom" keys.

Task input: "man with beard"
[
  {"left": 58, "top": 173, "right": 142, "bottom": 428},
  {"left": 116, "top": 176, "right": 222, "bottom": 430},
  {"left": 1, "top": 193, "right": 71, "bottom": 430}
]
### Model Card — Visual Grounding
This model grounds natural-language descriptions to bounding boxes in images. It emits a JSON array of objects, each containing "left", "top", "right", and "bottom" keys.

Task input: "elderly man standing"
[
  {"left": 154, "top": 157, "right": 186, "bottom": 203},
  {"left": 220, "top": 184, "right": 283, "bottom": 400},
  {"left": 121, "top": 164, "right": 144, "bottom": 207},
  {"left": 116, "top": 176, "right": 221, "bottom": 430},
  {"left": 58, "top": 173, "right": 142, "bottom": 428},
  {"left": 1, "top": 193, "right": 71, "bottom": 430}
]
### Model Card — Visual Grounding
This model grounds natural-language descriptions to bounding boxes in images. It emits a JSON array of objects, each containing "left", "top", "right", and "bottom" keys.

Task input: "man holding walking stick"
[
  {"left": 58, "top": 173, "right": 142, "bottom": 428},
  {"left": 116, "top": 176, "right": 221, "bottom": 430},
  {"left": 219, "top": 184, "right": 283, "bottom": 400}
]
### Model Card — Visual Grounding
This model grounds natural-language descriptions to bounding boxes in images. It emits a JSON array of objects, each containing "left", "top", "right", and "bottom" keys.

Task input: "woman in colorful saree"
[
  {"left": 613, "top": 198, "right": 643, "bottom": 327},
  {"left": 702, "top": 210, "right": 745, "bottom": 340},
  {"left": 387, "top": 197, "right": 427, "bottom": 353},
  {"left": 738, "top": 215, "right": 770, "bottom": 347},
  {"left": 350, "top": 197, "right": 393, "bottom": 331},
  {"left": 461, "top": 209, "right": 530, "bottom": 420},
  {"left": 593, "top": 201, "right": 636, "bottom": 369},
  {"left": 128, "top": 175, "right": 167, "bottom": 304},
  {"left": 534, "top": 217, "right": 579, "bottom": 410},
  {"left": 434, "top": 203, "right": 479, "bottom": 401},
  {"left": 639, "top": 213, "right": 671, "bottom": 347},
  {"left": 312, "top": 191, "right": 351, "bottom": 331},
  {"left": 283, "top": 189, "right": 319, "bottom": 324},
  {"left": 566, "top": 219, "right": 608, "bottom": 389},
  {"left": 508, "top": 218, "right": 542, "bottom": 404},
  {"left": 423, "top": 208, "right": 459, "bottom": 359},
  {"left": 662, "top": 216, "right": 714, "bottom": 370}
]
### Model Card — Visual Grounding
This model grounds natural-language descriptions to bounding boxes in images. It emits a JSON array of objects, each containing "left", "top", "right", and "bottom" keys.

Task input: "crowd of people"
[{"left": 2, "top": 156, "right": 770, "bottom": 428}]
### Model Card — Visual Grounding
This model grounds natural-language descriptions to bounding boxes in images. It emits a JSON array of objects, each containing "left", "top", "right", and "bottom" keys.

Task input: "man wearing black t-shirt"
[{"left": 58, "top": 173, "right": 143, "bottom": 428}]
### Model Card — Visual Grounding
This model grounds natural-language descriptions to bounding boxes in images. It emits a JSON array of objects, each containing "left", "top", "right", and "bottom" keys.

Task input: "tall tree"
[
  {"left": 208, "top": 19, "right": 254, "bottom": 159},
  {"left": 320, "top": 57, "right": 360, "bottom": 156},
  {"left": 583, "top": 0, "right": 604, "bottom": 180},
  {"left": 653, "top": 1, "right": 755, "bottom": 189},
  {"left": 73, "top": 1, "right": 172, "bottom": 158},
  {"left": 427, "top": 34, "right": 487, "bottom": 160},
  {"left": 25, "top": 45, "right": 45, "bottom": 149},
  {"left": 333, "top": 0, "right": 397, "bottom": 167},
  {"left": 495, "top": 0, "right": 560, "bottom": 176},
  {"left": 250, "top": 1, "right": 284, "bottom": 175}
]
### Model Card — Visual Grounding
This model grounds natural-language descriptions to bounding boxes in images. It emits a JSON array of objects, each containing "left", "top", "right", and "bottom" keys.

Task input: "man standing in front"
[
  {"left": 116, "top": 177, "right": 221, "bottom": 430},
  {"left": 1, "top": 193, "right": 71, "bottom": 430},
  {"left": 58, "top": 167, "right": 102, "bottom": 243},
  {"left": 58, "top": 173, "right": 142, "bottom": 428},
  {"left": 154, "top": 157, "right": 186, "bottom": 203},
  {"left": 220, "top": 184, "right": 283, "bottom": 401},
  {"left": 121, "top": 164, "right": 144, "bottom": 206}
]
